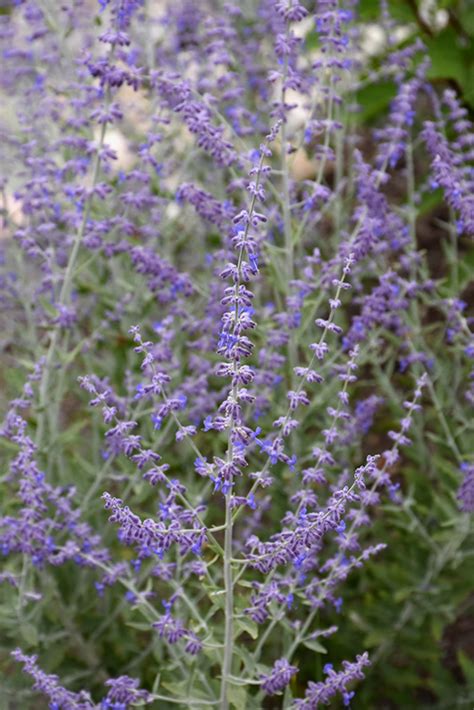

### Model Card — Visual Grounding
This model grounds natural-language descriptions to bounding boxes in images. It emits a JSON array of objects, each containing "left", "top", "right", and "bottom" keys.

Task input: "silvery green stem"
[
  {"left": 35, "top": 117, "right": 108, "bottom": 450},
  {"left": 219, "top": 488, "right": 234, "bottom": 709}
]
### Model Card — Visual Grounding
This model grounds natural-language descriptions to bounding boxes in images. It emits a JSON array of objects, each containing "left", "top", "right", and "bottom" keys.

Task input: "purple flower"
[
  {"left": 261, "top": 658, "right": 298, "bottom": 695},
  {"left": 294, "top": 653, "right": 370, "bottom": 707},
  {"left": 101, "top": 676, "right": 153, "bottom": 708},
  {"left": 457, "top": 463, "right": 474, "bottom": 513},
  {"left": 12, "top": 649, "right": 94, "bottom": 708}
]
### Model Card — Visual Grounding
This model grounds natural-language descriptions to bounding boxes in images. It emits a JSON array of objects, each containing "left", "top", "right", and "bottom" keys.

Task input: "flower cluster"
[{"left": 1, "top": 0, "right": 473, "bottom": 708}]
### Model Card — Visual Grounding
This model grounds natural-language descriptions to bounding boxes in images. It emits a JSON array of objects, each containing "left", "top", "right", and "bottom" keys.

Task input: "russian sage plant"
[{"left": 0, "top": 0, "right": 473, "bottom": 708}]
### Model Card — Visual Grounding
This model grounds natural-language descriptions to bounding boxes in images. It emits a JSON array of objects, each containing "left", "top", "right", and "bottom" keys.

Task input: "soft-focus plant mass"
[{"left": 1, "top": 0, "right": 474, "bottom": 707}]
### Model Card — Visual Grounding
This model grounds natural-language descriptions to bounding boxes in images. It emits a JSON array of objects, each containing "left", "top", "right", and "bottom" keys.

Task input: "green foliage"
[
  {"left": 426, "top": 27, "right": 474, "bottom": 107},
  {"left": 355, "top": 82, "right": 397, "bottom": 123},
  {"left": 357, "top": 0, "right": 474, "bottom": 109}
]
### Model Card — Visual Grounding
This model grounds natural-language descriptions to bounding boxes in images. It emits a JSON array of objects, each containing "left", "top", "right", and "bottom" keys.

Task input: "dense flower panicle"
[
  {"left": 0, "top": 366, "right": 110, "bottom": 574},
  {"left": 422, "top": 116, "right": 474, "bottom": 236},
  {"left": 12, "top": 649, "right": 94, "bottom": 709},
  {"left": 374, "top": 54, "right": 428, "bottom": 169},
  {"left": 246, "top": 483, "right": 362, "bottom": 575},
  {"left": 102, "top": 491, "right": 205, "bottom": 558},
  {"left": 101, "top": 675, "right": 153, "bottom": 708},
  {"left": 152, "top": 72, "right": 239, "bottom": 167},
  {"left": 12, "top": 649, "right": 152, "bottom": 709},
  {"left": 261, "top": 657, "right": 298, "bottom": 695},
  {"left": 457, "top": 463, "right": 474, "bottom": 513},
  {"left": 294, "top": 653, "right": 370, "bottom": 708},
  {"left": 344, "top": 271, "right": 410, "bottom": 350},
  {"left": 152, "top": 609, "right": 187, "bottom": 644},
  {"left": 349, "top": 151, "right": 411, "bottom": 261},
  {"left": 209, "top": 128, "right": 279, "bottom": 494},
  {"left": 176, "top": 182, "right": 232, "bottom": 227},
  {"left": 293, "top": 375, "right": 427, "bottom": 615}
]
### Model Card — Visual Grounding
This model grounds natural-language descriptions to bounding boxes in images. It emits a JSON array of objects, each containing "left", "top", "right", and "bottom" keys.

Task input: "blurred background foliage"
[{"left": 363, "top": 0, "right": 474, "bottom": 106}]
